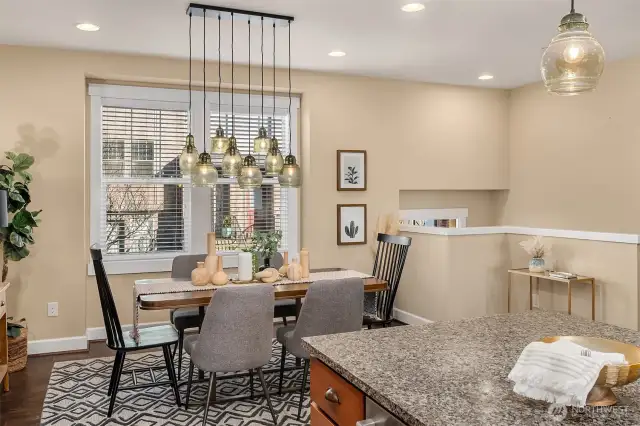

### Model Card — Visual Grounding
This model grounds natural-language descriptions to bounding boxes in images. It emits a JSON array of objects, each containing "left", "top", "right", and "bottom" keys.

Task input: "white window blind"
[
  {"left": 210, "top": 112, "right": 290, "bottom": 252},
  {"left": 100, "top": 106, "right": 190, "bottom": 256}
]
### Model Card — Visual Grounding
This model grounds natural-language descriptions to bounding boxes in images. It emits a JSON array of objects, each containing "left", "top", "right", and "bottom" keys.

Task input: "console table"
[
  {"left": 0, "top": 282, "right": 9, "bottom": 392},
  {"left": 507, "top": 268, "right": 595, "bottom": 320}
]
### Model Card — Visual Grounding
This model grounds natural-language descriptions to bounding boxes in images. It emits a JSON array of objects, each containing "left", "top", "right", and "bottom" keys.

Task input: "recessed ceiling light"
[
  {"left": 328, "top": 51, "right": 346, "bottom": 57},
  {"left": 478, "top": 74, "right": 494, "bottom": 81},
  {"left": 401, "top": 3, "right": 425, "bottom": 12},
  {"left": 76, "top": 23, "right": 100, "bottom": 32}
]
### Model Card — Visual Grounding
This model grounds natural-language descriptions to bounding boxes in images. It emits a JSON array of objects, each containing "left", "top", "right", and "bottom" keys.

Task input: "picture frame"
[
  {"left": 337, "top": 204, "right": 367, "bottom": 245},
  {"left": 337, "top": 150, "right": 367, "bottom": 191}
]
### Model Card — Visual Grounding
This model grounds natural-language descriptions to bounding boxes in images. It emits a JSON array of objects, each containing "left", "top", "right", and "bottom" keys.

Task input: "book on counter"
[{"left": 548, "top": 271, "right": 577, "bottom": 279}]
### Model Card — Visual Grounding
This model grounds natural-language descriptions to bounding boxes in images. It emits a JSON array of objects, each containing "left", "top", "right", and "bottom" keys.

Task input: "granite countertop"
[{"left": 302, "top": 311, "right": 640, "bottom": 425}]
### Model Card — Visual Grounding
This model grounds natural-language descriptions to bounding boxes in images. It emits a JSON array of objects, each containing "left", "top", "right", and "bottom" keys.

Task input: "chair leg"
[
  {"left": 177, "top": 329, "right": 185, "bottom": 379},
  {"left": 185, "top": 361, "right": 195, "bottom": 410},
  {"left": 257, "top": 367, "right": 278, "bottom": 426},
  {"left": 282, "top": 316, "right": 287, "bottom": 326},
  {"left": 107, "top": 350, "right": 126, "bottom": 417},
  {"left": 203, "top": 373, "right": 216, "bottom": 426},
  {"left": 367, "top": 324, "right": 372, "bottom": 330},
  {"left": 249, "top": 369, "right": 255, "bottom": 399},
  {"left": 278, "top": 344, "right": 286, "bottom": 395},
  {"left": 163, "top": 345, "right": 182, "bottom": 407},
  {"left": 107, "top": 351, "right": 123, "bottom": 397},
  {"left": 297, "top": 359, "right": 310, "bottom": 421}
]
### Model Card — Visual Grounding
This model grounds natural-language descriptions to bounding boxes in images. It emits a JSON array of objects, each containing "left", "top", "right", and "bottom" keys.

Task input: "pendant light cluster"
[
  {"left": 180, "top": 4, "right": 300, "bottom": 189},
  {"left": 541, "top": 0, "right": 605, "bottom": 95}
]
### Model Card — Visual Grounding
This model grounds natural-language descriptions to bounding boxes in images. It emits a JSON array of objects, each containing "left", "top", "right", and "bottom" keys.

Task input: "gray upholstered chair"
[
  {"left": 276, "top": 278, "right": 364, "bottom": 420},
  {"left": 184, "top": 284, "right": 278, "bottom": 425},
  {"left": 170, "top": 254, "right": 206, "bottom": 379}
]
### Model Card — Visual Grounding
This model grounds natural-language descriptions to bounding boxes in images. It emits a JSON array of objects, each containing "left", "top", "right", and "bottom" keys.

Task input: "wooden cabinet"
[
  {"left": 0, "top": 282, "right": 9, "bottom": 392},
  {"left": 310, "top": 358, "right": 364, "bottom": 426}
]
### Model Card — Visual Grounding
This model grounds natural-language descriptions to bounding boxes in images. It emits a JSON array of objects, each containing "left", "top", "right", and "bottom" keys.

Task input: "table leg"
[
  {"left": 591, "top": 279, "right": 596, "bottom": 321},
  {"left": 567, "top": 281, "right": 572, "bottom": 315},
  {"left": 295, "top": 298, "right": 302, "bottom": 317},
  {"left": 507, "top": 273, "right": 511, "bottom": 313},
  {"left": 529, "top": 276, "right": 533, "bottom": 311}
]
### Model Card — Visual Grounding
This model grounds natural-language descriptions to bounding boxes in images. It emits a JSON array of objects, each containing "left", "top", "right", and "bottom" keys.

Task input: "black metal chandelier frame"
[{"left": 186, "top": 3, "right": 294, "bottom": 25}]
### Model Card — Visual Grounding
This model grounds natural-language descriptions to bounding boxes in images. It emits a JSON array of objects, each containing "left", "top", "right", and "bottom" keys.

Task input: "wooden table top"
[
  {"left": 508, "top": 268, "right": 594, "bottom": 283},
  {"left": 139, "top": 277, "right": 388, "bottom": 311}
]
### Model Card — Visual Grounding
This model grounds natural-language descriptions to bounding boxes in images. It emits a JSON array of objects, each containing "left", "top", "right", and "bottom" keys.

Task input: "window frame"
[{"left": 88, "top": 84, "right": 300, "bottom": 275}]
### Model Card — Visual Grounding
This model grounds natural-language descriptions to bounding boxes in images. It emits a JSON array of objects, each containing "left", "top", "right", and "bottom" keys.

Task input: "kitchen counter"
[{"left": 302, "top": 311, "right": 640, "bottom": 425}]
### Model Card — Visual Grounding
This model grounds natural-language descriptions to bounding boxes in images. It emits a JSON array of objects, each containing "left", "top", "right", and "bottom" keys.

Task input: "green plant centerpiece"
[{"left": 253, "top": 230, "right": 282, "bottom": 271}]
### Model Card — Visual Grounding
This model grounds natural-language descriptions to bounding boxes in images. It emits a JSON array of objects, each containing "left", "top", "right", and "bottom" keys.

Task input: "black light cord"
[
  {"left": 188, "top": 12, "right": 192, "bottom": 134},
  {"left": 248, "top": 18, "right": 251, "bottom": 156},
  {"left": 231, "top": 13, "right": 234, "bottom": 135},
  {"left": 203, "top": 9, "right": 207, "bottom": 153},
  {"left": 288, "top": 20, "right": 292, "bottom": 156},
  {"left": 218, "top": 14, "right": 222, "bottom": 125},
  {"left": 273, "top": 22, "right": 276, "bottom": 127},
  {"left": 261, "top": 17, "right": 264, "bottom": 128},
  {"left": 570, "top": 0, "right": 575, "bottom": 13}
]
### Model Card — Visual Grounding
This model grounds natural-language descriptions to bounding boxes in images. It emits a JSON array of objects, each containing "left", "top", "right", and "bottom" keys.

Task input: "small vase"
[
  {"left": 211, "top": 256, "right": 229, "bottom": 286},
  {"left": 287, "top": 258, "right": 302, "bottom": 281},
  {"left": 300, "top": 248, "right": 310, "bottom": 279},
  {"left": 529, "top": 258, "right": 545, "bottom": 273},
  {"left": 204, "top": 232, "right": 218, "bottom": 279},
  {"left": 191, "top": 262, "right": 210, "bottom": 286},
  {"left": 279, "top": 251, "right": 289, "bottom": 277},
  {"left": 238, "top": 252, "right": 253, "bottom": 281}
]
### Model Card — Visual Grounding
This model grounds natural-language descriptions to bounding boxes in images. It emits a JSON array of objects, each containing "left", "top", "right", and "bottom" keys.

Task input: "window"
[{"left": 89, "top": 85, "right": 299, "bottom": 274}]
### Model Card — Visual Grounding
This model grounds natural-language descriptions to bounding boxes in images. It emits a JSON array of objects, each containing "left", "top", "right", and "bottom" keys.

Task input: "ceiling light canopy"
[
  {"left": 328, "top": 51, "right": 346, "bottom": 57},
  {"left": 401, "top": 3, "right": 425, "bottom": 13},
  {"left": 541, "top": 0, "right": 605, "bottom": 95},
  {"left": 76, "top": 23, "right": 100, "bottom": 32},
  {"left": 478, "top": 74, "right": 494, "bottom": 81}
]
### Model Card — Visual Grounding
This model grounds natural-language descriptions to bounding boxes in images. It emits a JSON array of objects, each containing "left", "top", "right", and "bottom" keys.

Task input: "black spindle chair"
[
  {"left": 90, "top": 247, "right": 181, "bottom": 417},
  {"left": 363, "top": 233, "right": 412, "bottom": 329}
]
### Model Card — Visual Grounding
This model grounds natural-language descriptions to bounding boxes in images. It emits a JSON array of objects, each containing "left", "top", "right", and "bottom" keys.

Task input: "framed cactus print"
[
  {"left": 337, "top": 150, "right": 367, "bottom": 191},
  {"left": 337, "top": 204, "right": 367, "bottom": 245}
]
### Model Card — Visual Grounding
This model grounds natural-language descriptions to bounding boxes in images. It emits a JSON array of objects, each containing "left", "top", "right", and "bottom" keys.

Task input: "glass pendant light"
[
  {"left": 253, "top": 17, "right": 270, "bottom": 154},
  {"left": 180, "top": 12, "right": 199, "bottom": 176},
  {"left": 265, "top": 22, "right": 284, "bottom": 176},
  {"left": 239, "top": 18, "right": 263, "bottom": 189},
  {"left": 222, "top": 14, "right": 242, "bottom": 177},
  {"left": 193, "top": 10, "right": 218, "bottom": 188},
  {"left": 278, "top": 20, "right": 301, "bottom": 188},
  {"left": 541, "top": 0, "right": 605, "bottom": 95},
  {"left": 211, "top": 14, "right": 229, "bottom": 153}
]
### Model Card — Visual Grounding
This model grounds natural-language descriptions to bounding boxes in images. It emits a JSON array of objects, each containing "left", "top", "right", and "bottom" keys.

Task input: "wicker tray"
[{"left": 8, "top": 327, "right": 27, "bottom": 373}]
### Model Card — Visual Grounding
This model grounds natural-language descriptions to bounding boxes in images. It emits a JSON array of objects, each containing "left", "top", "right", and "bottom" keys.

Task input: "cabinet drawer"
[
  {"left": 311, "top": 401, "right": 335, "bottom": 426},
  {"left": 310, "top": 358, "right": 364, "bottom": 425}
]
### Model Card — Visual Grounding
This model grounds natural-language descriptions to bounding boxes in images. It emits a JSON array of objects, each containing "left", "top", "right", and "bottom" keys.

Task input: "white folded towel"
[{"left": 508, "top": 339, "right": 627, "bottom": 407}]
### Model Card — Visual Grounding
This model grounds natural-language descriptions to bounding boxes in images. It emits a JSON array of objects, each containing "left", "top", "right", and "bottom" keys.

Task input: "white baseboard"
[
  {"left": 28, "top": 336, "right": 88, "bottom": 355},
  {"left": 393, "top": 308, "right": 433, "bottom": 326},
  {"left": 86, "top": 321, "right": 171, "bottom": 342}
]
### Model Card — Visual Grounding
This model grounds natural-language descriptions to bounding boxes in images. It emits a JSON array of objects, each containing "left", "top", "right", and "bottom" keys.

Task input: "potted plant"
[
  {"left": 253, "top": 230, "right": 282, "bottom": 271},
  {"left": 221, "top": 215, "right": 234, "bottom": 238},
  {"left": 0, "top": 152, "right": 41, "bottom": 372},
  {"left": 519, "top": 236, "right": 550, "bottom": 273}
]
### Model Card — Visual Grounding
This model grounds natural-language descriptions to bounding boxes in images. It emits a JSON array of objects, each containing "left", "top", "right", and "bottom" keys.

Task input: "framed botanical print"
[
  {"left": 337, "top": 150, "right": 367, "bottom": 191},
  {"left": 337, "top": 204, "right": 367, "bottom": 245}
]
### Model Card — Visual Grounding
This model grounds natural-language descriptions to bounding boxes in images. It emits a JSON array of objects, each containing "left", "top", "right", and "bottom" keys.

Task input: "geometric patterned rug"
[{"left": 41, "top": 340, "right": 309, "bottom": 425}]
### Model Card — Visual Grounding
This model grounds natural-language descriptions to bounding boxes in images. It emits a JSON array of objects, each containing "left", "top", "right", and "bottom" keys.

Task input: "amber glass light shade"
[
  {"left": 192, "top": 152, "right": 218, "bottom": 187},
  {"left": 278, "top": 154, "right": 301, "bottom": 188},
  {"left": 238, "top": 155, "right": 263, "bottom": 189},
  {"left": 221, "top": 136, "right": 242, "bottom": 177},
  {"left": 253, "top": 127, "right": 270, "bottom": 154},
  {"left": 541, "top": 12, "right": 605, "bottom": 96},
  {"left": 179, "top": 134, "right": 199, "bottom": 176},
  {"left": 265, "top": 137, "right": 284, "bottom": 176},
  {"left": 210, "top": 127, "right": 230, "bottom": 153}
]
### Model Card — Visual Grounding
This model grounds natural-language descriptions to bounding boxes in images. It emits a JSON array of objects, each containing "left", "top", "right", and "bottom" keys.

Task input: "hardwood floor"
[{"left": 0, "top": 321, "right": 404, "bottom": 425}]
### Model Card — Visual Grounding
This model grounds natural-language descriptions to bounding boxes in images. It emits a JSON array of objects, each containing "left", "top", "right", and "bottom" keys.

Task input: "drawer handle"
[{"left": 324, "top": 387, "right": 340, "bottom": 404}]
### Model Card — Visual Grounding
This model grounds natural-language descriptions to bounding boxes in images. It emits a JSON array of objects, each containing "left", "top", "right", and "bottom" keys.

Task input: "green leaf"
[
  {"left": 8, "top": 190, "right": 24, "bottom": 204},
  {"left": 9, "top": 232, "right": 24, "bottom": 248},
  {"left": 17, "top": 170, "right": 32, "bottom": 184},
  {"left": 5, "top": 152, "right": 17, "bottom": 162},
  {"left": 10, "top": 153, "right": 34, "bottom": 172},
  {"left": 4, "top": 243, "right": 29, "bottom": 261},
  {"left": 12, "top": 209, "right": 37, "bottom": 229}
]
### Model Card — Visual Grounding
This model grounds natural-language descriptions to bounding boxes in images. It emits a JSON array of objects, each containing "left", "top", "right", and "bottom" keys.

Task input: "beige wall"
[
  {"left": 0, "top": 45, "right": 510, "bottom": 340},
  {"left": 500, "top": 57, "right": 640, "bottom": 233},
  {"left": 399, "top": 190, "right": 505, "bottom": 226}
]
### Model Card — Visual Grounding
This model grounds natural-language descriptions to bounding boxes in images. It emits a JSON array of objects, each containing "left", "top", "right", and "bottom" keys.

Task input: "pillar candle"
[{"left": 238, "top": 252, "right": 253, "bottom": 281}]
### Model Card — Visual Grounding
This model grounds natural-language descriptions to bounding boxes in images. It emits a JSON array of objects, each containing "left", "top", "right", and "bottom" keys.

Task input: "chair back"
[
  {"left": 191, "top": 284, "right": 274, "bottom": 372},
  {"left": 90, "top": 247, "right": 125, "bottom": 348},
  {"left": 288, "top": 278, "right": 364, "bottom": 359},
  {"left": 171, "top": 254, "right": 206, "bottom": 279},
  {"left": 371, "top": 233, "right": 412, "bottom": 322}
]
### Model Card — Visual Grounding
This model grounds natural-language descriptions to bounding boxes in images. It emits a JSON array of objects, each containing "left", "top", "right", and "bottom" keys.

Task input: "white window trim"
[{"left": 88, "top": 84, "right": 301, "bottom": 275}]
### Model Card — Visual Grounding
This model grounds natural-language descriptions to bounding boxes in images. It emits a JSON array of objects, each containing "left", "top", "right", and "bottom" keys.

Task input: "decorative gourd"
[
  {"left": 191, "top": 262, "right": 210, "bottom": 286},
  {"left": 287, "top": 258, "right": 302, "bottom": 281},
  {"left": 300, "top": 248, "right": 310, "bottom": 278},
  {"left": 279, "top": 251, "right": 289, "bottom": 276},
  {"left": 211, "top": 256, "right": 228, "bottom": 286},
  {"left": 204, "top": 232, "right": 218, "bottom": 279},
  {"left": 255, "top": 268, "right": 280, "bottom": 283}
]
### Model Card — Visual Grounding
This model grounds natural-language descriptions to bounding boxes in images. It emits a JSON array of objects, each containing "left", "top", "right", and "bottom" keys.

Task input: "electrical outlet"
[{"left": 47, "top": 302, "right": 58, "bottom": 317}]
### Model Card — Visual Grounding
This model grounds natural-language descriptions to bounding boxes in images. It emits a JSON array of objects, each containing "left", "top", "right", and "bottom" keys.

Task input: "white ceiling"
[{"left": 1, "top": 0, "right": 639, "bottom": 89}]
